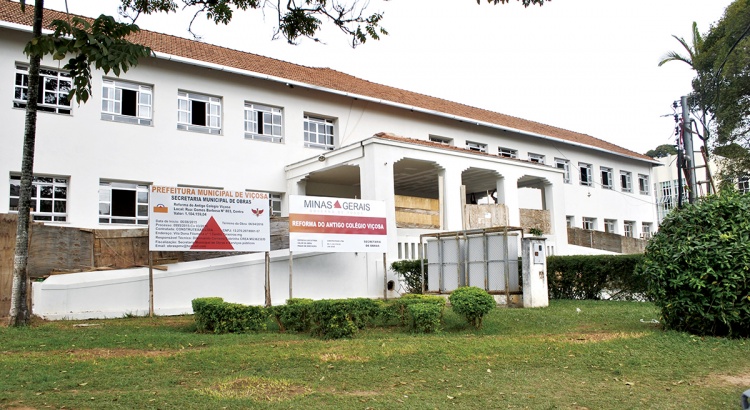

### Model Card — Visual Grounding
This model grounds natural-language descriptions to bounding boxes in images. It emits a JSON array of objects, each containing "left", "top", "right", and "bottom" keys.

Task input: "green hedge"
[
  {"left": 309, "top": 298, "right": 381, "bottom": 339},
  {"left": 191, "top": 297, "right": 267, "bottom": 333},
  {"left": 268, "top": 298, "right": 313, "bottom": 333},
  {"left": 388, "top": 294, "right": 446, "bottom": 325},
  {"left": 546, "top": 254, "right": 646, "bottom": 300}
]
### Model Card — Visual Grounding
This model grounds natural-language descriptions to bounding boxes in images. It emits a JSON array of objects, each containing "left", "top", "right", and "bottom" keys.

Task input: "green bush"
[
  {"left": 640, "top": 190, "right": 750, "bottom": 337},
  {"left": 191, "top": 297, "right": 267, "bottom": 334},
  {"left": 191, "top": 297, "right": 225, "bottom": 332},
  {"left": 449, "top": 286, "right": 496, "bottom": 329},
  {"left": 309, "top": 298, "right": 381, "bottom": 339},
  {"left": 389, "top": 294, "right": 446, "bottom": 325},
  {"left": 407, "top": 303, "right": 442, "bottom": 333},
  {"left": 547, "top": 254, "right": 646, "bottom": 300},
  {"left": 269, "top": 298, "right": 313, "bottom": 333},
  {"left": 390, "top": 259, "right": 427, "bottom": 294}
]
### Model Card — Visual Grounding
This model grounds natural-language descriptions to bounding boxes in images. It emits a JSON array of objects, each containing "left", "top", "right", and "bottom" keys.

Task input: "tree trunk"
[{"left": 8, "top": 0, "right": 43, "bottom": 326}]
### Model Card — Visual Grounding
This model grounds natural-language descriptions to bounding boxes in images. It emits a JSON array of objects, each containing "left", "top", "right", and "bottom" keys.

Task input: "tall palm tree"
[{"left": 659, "top": 22, "right": 713, "bottom": 194}]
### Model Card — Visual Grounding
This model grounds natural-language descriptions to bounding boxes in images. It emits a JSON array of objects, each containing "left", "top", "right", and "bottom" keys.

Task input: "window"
[
  {"left": 270, "top": 193, "right": 282, "bottom": 217},
  {"left": 657, "top": 180, "right": 676, "bottom": 222},
  {"left": 582, "top": 217, "right": 596, "bottom": 230},
  {"left": 9, "top": 175, "right": 67, "bottom": 222},
  {"left": 98, "top": 181, "right": 149, "bottom": 225},
  {"left": 528, "top": 153, "right": 545, "bottom": 164},
  {"left": 641, "top": 222, "right": 653, "bottom": 239},
  {"left": 14, "top": 64, "right": 72, "bottom": 114},
  {"left": 620, "top": 171, "right": 632, "bottom": 192},
  {"left": 177, "top": 91, "right": 221, "bottom": 134},
  {"left": 738, "top": 177, "right": 750, "bottom": 194},
  {"left": 428, "top": 135, "right": 453, "bottom": 146},
  {"left": 604, "top": 219, "right": 616, "bottom": 234},
  {"left": 304, "top": 115, "right": 335, "bottom": 150},
  {"left": 566, "top": 215, "right": 574, "bottom": 228},
  {"left": 623, "top": 221, "right": 635, "bottom": 238},
  {"left": 244, "top": 102, "right": 282, "bottom": 143},
  {"left": 555, "top": 158, "right": 571, "bottom": 183},
  {"left": 499, "top": 147, "right": 518, "bottom": 158},
  {"left": 600, "top": 167, "right": 613, "bottom": 189},
  {"left": 579, "top": 163, "right": 593, "bottom": 186},
  {"left": 638, "top": 174, "right": 650, "bottom": 195},
  {"left": 466, "top": 141, "right": 487, "bottom": 152},
  {"left": 101, "top": 79, "right": 152, "bottom": 125}
]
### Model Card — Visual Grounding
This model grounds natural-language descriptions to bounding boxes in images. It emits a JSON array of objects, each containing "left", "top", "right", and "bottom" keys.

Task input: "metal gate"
[{"left": 421, "top": 227, "right": 522, "bottom": 297}]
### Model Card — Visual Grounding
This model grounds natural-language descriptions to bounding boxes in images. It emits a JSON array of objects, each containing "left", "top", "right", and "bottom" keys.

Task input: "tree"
[
  {"left": 644, "top": 144, "right": 677, "bottom": 159},
  {"left": 8, "top": 0, "right": 548, "bottom": 326},
  {"left": 658, "top": 21, "right": 714, "bottom": 192},
  {"left": 693, "top": 0, "right": 750, "bottom": 184}
]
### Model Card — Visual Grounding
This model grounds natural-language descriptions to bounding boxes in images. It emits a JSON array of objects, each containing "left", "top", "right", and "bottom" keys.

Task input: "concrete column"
[
  {"left": 284, "top": 177, "right": 307, "bottom": 216},
  {"left": 522, "top": 237, "right": 549, "bottom": 308},
  {"left": 496, "top": 174, "right": 520, "bottom": 227},
  {"left": 359, "top": 144, "right": 397, "bottom": 257},
  {"left": 439, "top": 166, "right": 463, "bottom": 231}
]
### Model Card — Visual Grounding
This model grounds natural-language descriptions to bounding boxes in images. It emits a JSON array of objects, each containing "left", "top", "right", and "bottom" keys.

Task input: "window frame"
[
  {"left": 177, "top": 91, "right": 222, "bottom": 134},
  {"left": 638, "top": 174, "right": 650, "bottom": 195},
  {"left": 14, "top": 64, "right": 72, "bottom": 114},
  {"left": 101, "top": 79, "right": 153, "bottom": 125},
  {"left": 604, "top": 219, "right": 617, "bottom": 234},
  {"left": 244, "top": 102, "right": 283, "bottom": 143},
  {"left": 620, "top": 171, "right": 633, "bottom": 192},
  {"left": 566, "top": 215, "right": 575, "bottom": 228},
  {"left": 269, "top": 193, "right": 282, "bottom": 217},
  {"left": 551, "top": 158, "right": 570, "bottom": 184},
  {"left": 428, "top": 135, "right": 453, "bottom": 146},
  {"left": 9, "top": 174, "right": 68, "bottom": 222},
  {"left": 98, "top": 180, "right": 150, "bottom": 225},
  {"left": 499, "top": 147, "right": 518, "bottom": 159},
  {"left": 465, "top": 141, "right": 487, "bottom": 153},
  {"left": 528, "top": 153, "right": 545, "bottom": 164},
  {"left": 582, "top": 217, "right": 596, "bottom": 231},
  {"left": 303, "top": 115, "right": 335, "bottom": 150},
  {"left": 738, "top": 177, "right": 749, "bottom": 194},
  {"left": 641, "top": 222, "right": 653, "bottom": 239},
  {"left": 623, "top": 220, "right": 635, "bottom": 238},
  {"left": 600, "top": 166, "right": 613, "bottom": 190},
  {"left": 579, "top": 162, "right": 593, "bottom": 186}
]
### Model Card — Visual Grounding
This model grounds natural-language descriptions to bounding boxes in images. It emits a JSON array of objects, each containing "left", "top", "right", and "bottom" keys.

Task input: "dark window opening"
[
  {"left": 111, "top": 189, "right": 136, "bottom": 218},
  {"left": 191, "top": 100, "right": 206, "bottom": 126},
  {"left": 121, "top": 89, "right": 137, "bottom": 117}
]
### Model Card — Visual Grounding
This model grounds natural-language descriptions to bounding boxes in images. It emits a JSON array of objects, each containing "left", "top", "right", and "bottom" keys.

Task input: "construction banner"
[
  {"left": 288, "top": 195, "right": 387, "bottom": 253},
  {"left": 148, "top": 186, "right": 270, "bottom": 252}
]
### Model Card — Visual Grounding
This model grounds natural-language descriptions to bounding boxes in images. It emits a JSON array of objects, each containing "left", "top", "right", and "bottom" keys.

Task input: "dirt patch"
[
  {"left": 564, "top": 332, "right": 648, "bottom": 344},
  {"left": 204, "top": 376, "right": 311, "bottom": 401},
  {"left": 319, "top": 352, "right": 369, "bottom": 362},
  {"left": 64, "top": 348, "right": 182, "bottom": 359},
  {"left": 706, "top": 373, "right": 750, "bottom": 387}
]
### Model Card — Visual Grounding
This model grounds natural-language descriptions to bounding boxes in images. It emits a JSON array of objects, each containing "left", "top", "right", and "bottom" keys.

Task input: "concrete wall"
[
  {"left": 566, "top": 227, "right": 646, "bottom": 254},
  {"left": 32, "top": 250, "right": 398, "bottom": 320}
]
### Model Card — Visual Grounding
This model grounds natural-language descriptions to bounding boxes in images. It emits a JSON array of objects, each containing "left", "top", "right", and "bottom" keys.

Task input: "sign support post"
[
  {"left": 148, "top": 251, "right": 154, "bottom": 317},
  {"left": 383, "top": 252, "right": 388, "bottom": 300},
  {"left": 288, "top": 250, "right": 293, "bottom": 300},
  {"left": 264, "top": 251, "right": 271, "bottom": 307}
]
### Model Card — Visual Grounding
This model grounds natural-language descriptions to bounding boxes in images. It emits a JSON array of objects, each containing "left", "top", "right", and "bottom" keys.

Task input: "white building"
[{"left": 0, "top": 2, "right": 660, "bottom": 316}]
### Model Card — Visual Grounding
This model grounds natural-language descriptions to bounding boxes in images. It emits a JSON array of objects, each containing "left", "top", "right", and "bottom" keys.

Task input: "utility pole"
[{"left": 681, "top": 96, "right": 698, "bottom": 204}]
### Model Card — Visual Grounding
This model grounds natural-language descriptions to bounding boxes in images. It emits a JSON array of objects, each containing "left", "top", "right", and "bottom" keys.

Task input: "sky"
[{"left": 42, "top": 0, "right": 734, "bottom": 155}]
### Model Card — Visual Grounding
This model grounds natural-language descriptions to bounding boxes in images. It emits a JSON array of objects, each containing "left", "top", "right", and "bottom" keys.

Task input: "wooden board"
[{"left": 0, "top": 214, "right": 17, "bottom": 317}]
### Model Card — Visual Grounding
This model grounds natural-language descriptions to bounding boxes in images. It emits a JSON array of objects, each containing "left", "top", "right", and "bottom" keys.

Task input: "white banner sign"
[
  {"left": 289, "top": 195, "right": 387, "bottom": 253},
  {"left": 149, "top": 186, "right": 270, "bottom": 252}
]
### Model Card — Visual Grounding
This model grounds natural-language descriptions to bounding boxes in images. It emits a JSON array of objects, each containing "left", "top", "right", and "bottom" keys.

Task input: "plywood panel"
[
  {"left": 395, "top": 195, "right": 439, "bottom": 229},
  {"left": 465, "top": 204, "right": 508, "bottom": 229},
  {"left": 0, "top": 214, "right": 17, "bottom": 317}
]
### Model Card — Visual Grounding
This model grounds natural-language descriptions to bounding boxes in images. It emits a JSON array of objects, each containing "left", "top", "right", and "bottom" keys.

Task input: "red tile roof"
[{"left": 0, "top": 1, "right": 654, "bottom": 162}]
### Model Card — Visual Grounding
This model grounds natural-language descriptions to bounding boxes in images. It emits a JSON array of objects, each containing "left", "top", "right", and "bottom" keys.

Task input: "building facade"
[{"left": 0, "top": 2, "right": 658, "bottom": 261}]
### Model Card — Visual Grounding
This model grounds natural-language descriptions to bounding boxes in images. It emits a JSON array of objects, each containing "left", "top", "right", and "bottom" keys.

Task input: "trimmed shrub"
[
  {"left": 191, "top": 297, "right": 267, "bottom": 334},
  {"left": 269, "top": 298, "right": 313, "bottom": 333},
  {"left": 390, "top": 259, "right": 427, "bottom": 294},
  {"left": 390, "top": 294, "right": 446, "bottom": 325},
  {"left": 309, "top": 299, "right": 358, "bottom": 339},
  {"left": 407, "top": 303, "right": 442, "bottom": 333},
  {"left": 640, "top": 190, "right": 750, "bottom": 337},
  {"left": 449, "top": 286, "right": 496, "bottom": 329},
  {"left": 192, "top": 297, "right": 225, "bottom": 332},
  {"left": 547, "top": 254, "right": 646, "bottom": 300}
]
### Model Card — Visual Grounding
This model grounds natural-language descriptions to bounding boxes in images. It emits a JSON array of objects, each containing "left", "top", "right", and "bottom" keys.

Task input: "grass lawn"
[{"left": 1, "top": 300, "right": 748, "bottom": 409}]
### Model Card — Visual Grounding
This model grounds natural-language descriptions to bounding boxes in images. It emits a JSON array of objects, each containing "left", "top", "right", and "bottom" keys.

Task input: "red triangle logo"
[
  {"left": 334, "top": 200, "right": 342, "bottom": 208},
  {"left": 191, "top": 216, "right": 234, "bottom": 250}
]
